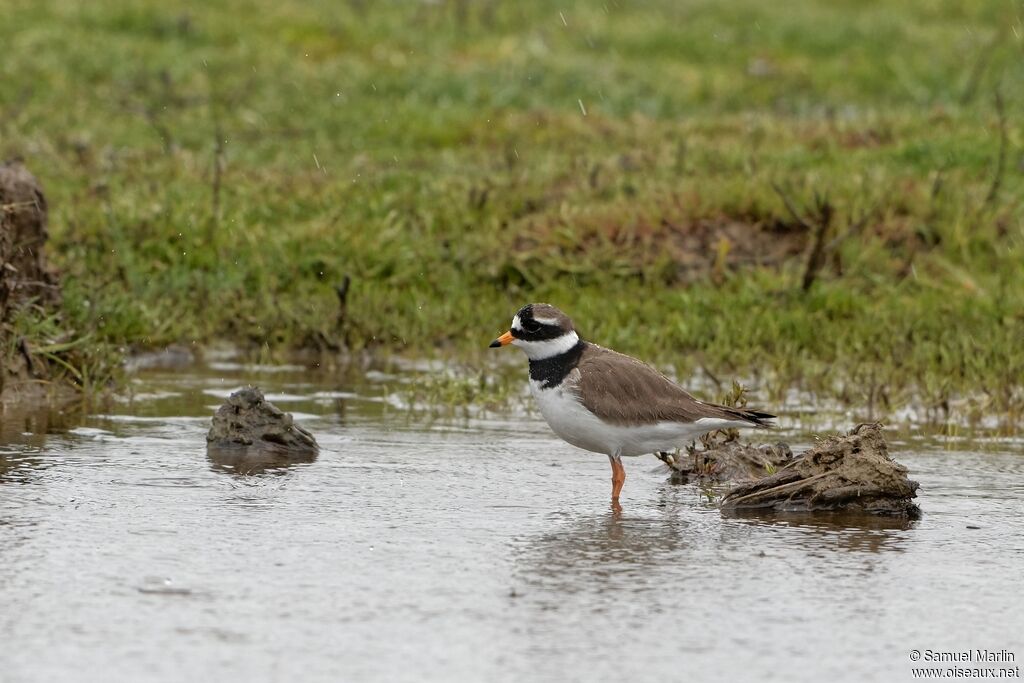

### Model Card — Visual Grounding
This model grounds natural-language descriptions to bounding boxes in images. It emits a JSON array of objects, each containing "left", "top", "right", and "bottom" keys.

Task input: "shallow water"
[{"left": 2, "top": 363, "right": 1023, "bottom": 683}]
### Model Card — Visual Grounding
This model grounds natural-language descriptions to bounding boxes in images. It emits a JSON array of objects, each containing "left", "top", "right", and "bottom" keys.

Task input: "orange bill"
[{"left": 489, "top": 330, "right": 514, "bottom": 348}]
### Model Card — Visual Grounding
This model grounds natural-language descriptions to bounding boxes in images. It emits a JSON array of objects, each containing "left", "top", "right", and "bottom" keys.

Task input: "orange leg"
[{"left": 608, "top": 455, "right": 626, "bottom": 508}]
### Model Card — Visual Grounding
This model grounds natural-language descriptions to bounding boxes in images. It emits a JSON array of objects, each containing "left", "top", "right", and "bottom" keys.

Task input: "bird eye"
[{"left": 523, "top": 319, "right": 541, "bottom": 333}]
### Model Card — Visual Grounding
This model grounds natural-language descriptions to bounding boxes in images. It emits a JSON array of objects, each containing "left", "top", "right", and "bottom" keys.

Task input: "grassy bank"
[{"left": 2, "top": 0, "right": 1023, "bottom": 423}]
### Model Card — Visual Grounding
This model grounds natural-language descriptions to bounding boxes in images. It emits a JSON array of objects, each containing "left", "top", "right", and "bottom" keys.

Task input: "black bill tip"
[{"left": 488, "top": 339, "right": 502, "bottom": 348}]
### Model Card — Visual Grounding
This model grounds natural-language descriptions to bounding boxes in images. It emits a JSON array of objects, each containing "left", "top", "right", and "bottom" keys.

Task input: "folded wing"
[{"left": 572, "top": 345, "right": 775, "bottom": 427}]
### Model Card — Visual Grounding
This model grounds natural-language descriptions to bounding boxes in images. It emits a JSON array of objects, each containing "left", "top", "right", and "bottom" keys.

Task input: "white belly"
[{"left": 529, "top": 380, "right": 744, "bottom": 457}]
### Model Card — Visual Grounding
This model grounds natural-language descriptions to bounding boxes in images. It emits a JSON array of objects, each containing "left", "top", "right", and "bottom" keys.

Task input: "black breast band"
[{"left": 529, "top": 341, "right": 587, "bottom": 389}]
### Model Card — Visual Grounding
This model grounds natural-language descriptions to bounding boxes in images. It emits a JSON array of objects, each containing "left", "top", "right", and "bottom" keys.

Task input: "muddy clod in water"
[
  {"left": 662, "top": 440, "right": 794, "bottom": 483},
  {"left": 721, "top": 423, "right": 920, "bottom": 516},
  {"left": 206, "top": 386, "right": 318, "bottom": 455}
]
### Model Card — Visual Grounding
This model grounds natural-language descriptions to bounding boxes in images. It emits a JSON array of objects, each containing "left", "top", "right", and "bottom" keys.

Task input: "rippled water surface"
[{"left": 2, "top": 362, "right": 1022, "bottom": 682}]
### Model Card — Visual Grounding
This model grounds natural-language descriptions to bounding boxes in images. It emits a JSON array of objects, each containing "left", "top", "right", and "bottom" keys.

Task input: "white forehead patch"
[{"left": 511, "top": 314, "right": 523, "bottom": 331}]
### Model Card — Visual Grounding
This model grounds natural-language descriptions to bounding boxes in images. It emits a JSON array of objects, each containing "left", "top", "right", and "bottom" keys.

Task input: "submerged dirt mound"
[
  {"left": 207, "top": 386, "right": 318, "bottom": 454},
  {"left": 720, "top": 424, "right": 919, "bottom": 516},
  {"left": 1, "top": 161, "right": 65, "bottom": 399}
]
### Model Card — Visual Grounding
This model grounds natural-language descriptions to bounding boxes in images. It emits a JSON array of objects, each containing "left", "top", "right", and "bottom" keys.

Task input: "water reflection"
[
  {"left": 206, "top": 444, "right": 318, "bottom": 475},
  {"left": 514, "top": 509, "right": 694, "bottom": 597},
  {"left": 0, "top": 401, "right": 82, "bottom": 448},
  {"left": 515, "top": 500, "right": 916, "bottom": 601},
  {"left": 0, "top": 402, "right": 83, "bottom": 483},
  {"left": 0, "top": 449, "right": 43, "bottom": 484},
  {"left": 723, "top": 509, "right": 917, "bottom": 553}
]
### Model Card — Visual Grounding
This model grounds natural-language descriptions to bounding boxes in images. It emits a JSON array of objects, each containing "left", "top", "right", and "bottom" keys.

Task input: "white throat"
[{"left": 514, "top": 331, "right": 580, "bottom": 360}]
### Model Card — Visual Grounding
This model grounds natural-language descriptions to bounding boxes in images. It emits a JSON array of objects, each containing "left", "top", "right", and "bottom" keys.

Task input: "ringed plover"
[{"left": 490, "top": 303, "right": 775, "bottom": 509}]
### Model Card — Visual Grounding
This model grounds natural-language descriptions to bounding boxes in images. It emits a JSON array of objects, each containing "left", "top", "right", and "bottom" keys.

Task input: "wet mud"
[
  {"left": 0, "top": 161, "right": 67, "bottom": 400},
  {"left": 663, "top": 423, "right": 919, "bottom": 515},
  {"left": 661, "top": 439, "right": 794, "bottom": 483},
  {"left": 206, "top": 386, "right": 319, "bottom": 469}
]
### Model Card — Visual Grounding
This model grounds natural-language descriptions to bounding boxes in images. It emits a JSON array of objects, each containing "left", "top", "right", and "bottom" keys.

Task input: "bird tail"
[{"left": 728, "top": 407, "right": 776, "bottom": 428}]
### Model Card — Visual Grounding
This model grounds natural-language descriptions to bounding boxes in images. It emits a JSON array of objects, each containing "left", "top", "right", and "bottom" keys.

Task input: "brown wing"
[{"left": 571, "top": 344, "right": 774, "bottom": 427}]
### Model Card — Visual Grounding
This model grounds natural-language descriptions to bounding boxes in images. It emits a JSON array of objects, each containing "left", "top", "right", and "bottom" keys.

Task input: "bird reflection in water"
[
  {"left": 513, "top": 489, "right": 917, "bottom": 600},
  {"left": 513, "top": 507, "right": 696, "bottom": 598}
]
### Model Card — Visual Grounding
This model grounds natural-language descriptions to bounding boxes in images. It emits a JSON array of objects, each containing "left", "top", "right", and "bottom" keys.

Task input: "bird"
[{"left": 489, "top": 303, "right": 775, "bottom": 509}]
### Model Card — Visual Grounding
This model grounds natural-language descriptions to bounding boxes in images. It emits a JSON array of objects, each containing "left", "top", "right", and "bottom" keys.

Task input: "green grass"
[{"left": 2, "top": 0, "right": 1023, "bottom": 427}]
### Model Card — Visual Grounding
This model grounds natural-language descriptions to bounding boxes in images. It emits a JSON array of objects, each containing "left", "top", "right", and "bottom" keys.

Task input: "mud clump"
[
  {"left": 719, "top": 424, "right": 919, "bottom": 516},
  {"left": 207, "top": 386, "right": 318, "bottom": 456},
  {"left": 662, "top": 423, "right": 919, "bottom": 516},
  {"left": 661, "top": 440, "right": 794, "bottom": 484},
  {"left": 0, "top": 161, "right": 60, "bottom": 313},
  {"left": 1, "top": 161, "right": 64, "bottom": 398}
]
